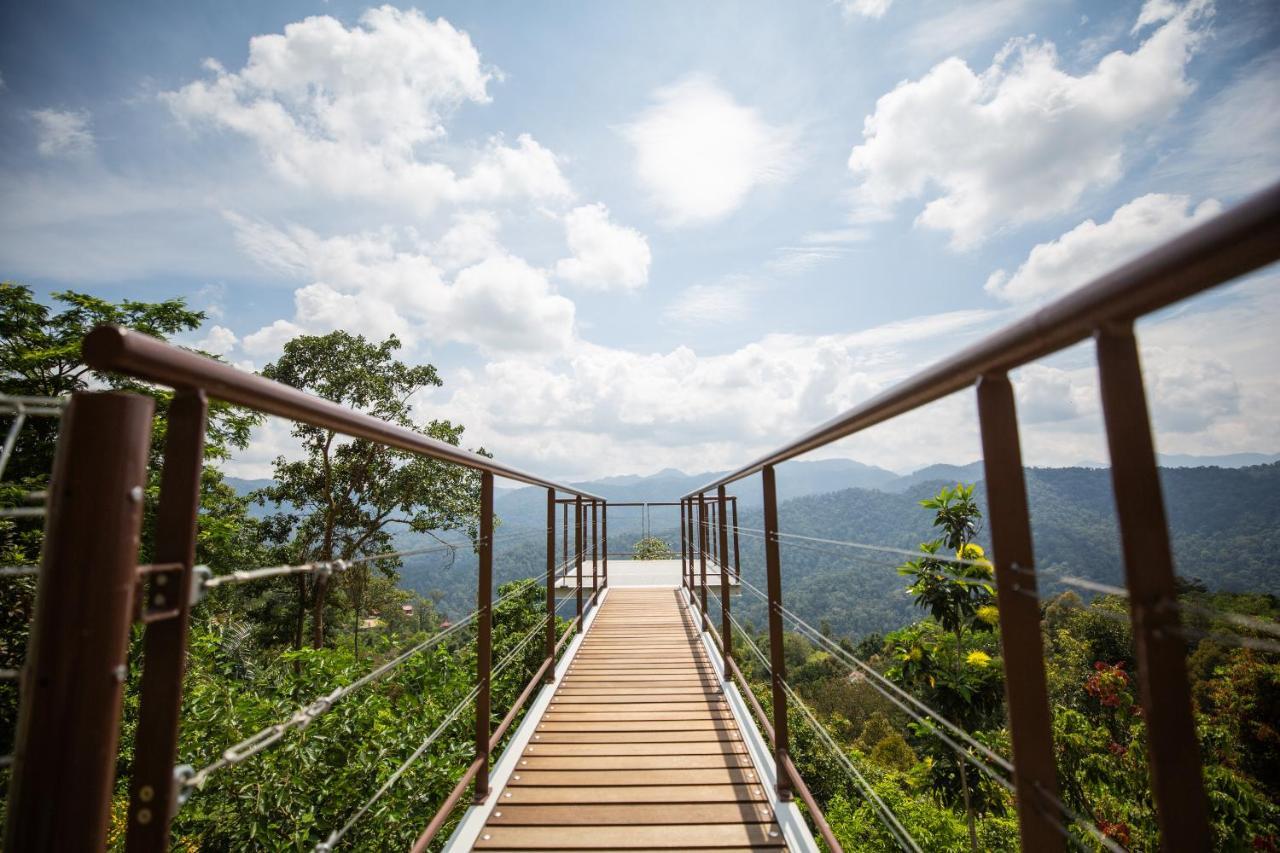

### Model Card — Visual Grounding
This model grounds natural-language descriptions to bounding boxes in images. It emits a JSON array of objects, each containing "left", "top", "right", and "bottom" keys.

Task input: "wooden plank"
[
  {"left": 537, "top": 701, "right": 737, "bottom": 717},
  {"left": 522, "top": 741, "right": 748, "bottom": 756},
  {"left": 517, "top": 754, "right": 756, "bottom": 770},
  {"left": 534, "top": 719, "right": 738, "bottom": 732},
  {"left": 473, "top": 823, "right": 785, "bottom": 849},
  {"left": 508, "top": 768, "right": 764, "bottom": 786},
  {"left": 493, "top": 784, "right": 767, "bottom": 805},
  {"left": 547, "top": 701, "right": 729, "bottom": 712},
  {"left": 530, "top": 730, "right": 743, "bottom": 743},
  {"left": 486, "top": 802, "right": 776, "bottom": 826}
]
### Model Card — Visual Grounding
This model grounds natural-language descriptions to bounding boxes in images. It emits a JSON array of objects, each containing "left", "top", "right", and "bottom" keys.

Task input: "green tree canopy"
[{"left": 258, "top": 330, "right": 489, "bottom": 648}]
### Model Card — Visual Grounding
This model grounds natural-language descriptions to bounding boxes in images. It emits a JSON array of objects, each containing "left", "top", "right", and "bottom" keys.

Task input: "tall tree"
[{"left": 259, "top": 331, "right": 487, "bottom": 649}]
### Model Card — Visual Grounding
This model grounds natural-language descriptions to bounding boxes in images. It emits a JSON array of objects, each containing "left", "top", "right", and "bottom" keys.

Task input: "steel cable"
[
  {"left": 313, "top": 613, "right": 550, "bottom": 851},
  {"left": 180, "top": 578, "right": 539, "bottom": 792}
]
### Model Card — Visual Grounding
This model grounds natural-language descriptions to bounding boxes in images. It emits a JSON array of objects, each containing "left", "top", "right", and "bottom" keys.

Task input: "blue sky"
[{"left": 2, "top": 0, "right": 1277, "bottom": 481}]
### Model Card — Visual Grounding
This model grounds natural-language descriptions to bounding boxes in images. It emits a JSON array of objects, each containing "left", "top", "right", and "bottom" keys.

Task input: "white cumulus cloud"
[
  {"left": 165, "top": 6, "right": 571, "bottom": 213},
  {"left": 838, "top": 0, "right": 894, "bottom": 20},
  {"left": 553, "top": 203, "right": 651, "bottom": 292},
  {"left": 229, "top": 215, "right": 574, "bottom": 356},
  {"left": 848, "top": 0, "right": 1212, "bottom": 248},
  {"left": 985, "top": 193, "right": 1222, "bottom": 303},
  {"left": 31, "top": 108, "right": 94, "bottom": 158},
  {"left": 196, "top": 324, "right": 239, "bottom": 355},
  {"left": 623, "top": 76, "right": 796, "bottom": 226}
]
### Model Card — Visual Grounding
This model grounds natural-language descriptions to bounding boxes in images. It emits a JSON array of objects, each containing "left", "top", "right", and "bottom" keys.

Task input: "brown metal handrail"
[
  {"left": 679, "top": 179, "right": 1280, "bottom": 852},
  {"left": 83, "top": 324, "right": 603, "bottom": 499},
  {"left": 4, "top": 329, "right": 609, "bottom": 852}
]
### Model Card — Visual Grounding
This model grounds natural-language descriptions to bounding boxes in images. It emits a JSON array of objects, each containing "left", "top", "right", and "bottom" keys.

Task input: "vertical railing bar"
[
  {"left": 601, "top": 501, "right": 608, "bottom": 590},
  {"left": 680, "top": 499, "right": 687, "bottom": 590},
  {"left": 574, "top": 496, "right": 583, "bottom": 631},
  {"left": 4, "top": 392, "right": 154, "bottom": 851},
  {"left": 591, "top": 500, "right": 598, "bottom": 598},
  {"left": 698, "top": 494, "right": 709, "bottom": 630},
  {"left": 127, "top": 389, "right": 209, "bottom": 852},
  {"left": 762, "top": 464, "right": 793, "bottom": 800},
  {"left": 1095, "top": 323, "right": 1210, "bottom": 849},
  {"left": 717, "top": 485, "right": 732, "bottom": 666},
  {"left": 975, "top": 374, "right": 1063, "bottom": 852},
  {"left": 473, "top": 471, "right": 494, "bottom": 803},
  {"left": 731, "top": 496, "right": 741, "bottom": 581},
  {"left": 544, "top": 488, "right": 555, "bottom": 683}
]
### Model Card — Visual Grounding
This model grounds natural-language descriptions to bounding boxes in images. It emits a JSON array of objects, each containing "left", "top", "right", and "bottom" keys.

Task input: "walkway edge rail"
[
  {"left": 683, "top": 179, "right": 1280, "bottom": 852},
  {"left": 82, "top": 324, "right": 604, "bottom": 499}
]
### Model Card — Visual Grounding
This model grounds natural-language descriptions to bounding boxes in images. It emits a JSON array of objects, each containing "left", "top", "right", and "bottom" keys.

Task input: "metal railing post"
[
  {"left": 591, "top": 499, "right": 598, "bottom": 598},
  {"left": 762, "top": 465, "right": 793, "bottom": 800},
  {"left": 679, "top": 499, "right": 687, "bottom": 590},
  {"left": 575, "top": 495, "right": 583, "bottom": 630},
  {"left": 697, "top": 494, "right": 709, "bottom": 629},
  {"left": 717, "top": 486, "right": 732, "bottom": 665},
  {"left": 545, "top": 488, "right": 556, "bottom": 683},
  {"left": 1095, "top": 324, "right": 1210, "bottom": 849},
  {"left": 602, "top": 502, "right": 608, "bottom": 589},
  {"left": 474, "top": 471, "right": 494, "bottom": 802},
  {"left": 687, "top": 499, "right": 696, "bottom": 592},
  {"left": 731, "top": 496, "right": 741, "bottom": 581},
  {"left": 976, "top": 375, "right": 1062, "bottom": 851},
  {"left": 127, "top": 389, "right": 208, "bottom": 852},
  {"left": 562, "top": 500, "right": 568, "bottom": 576},
  {"left": 4, "top": 391, "right": 154, "bottom": 851}
]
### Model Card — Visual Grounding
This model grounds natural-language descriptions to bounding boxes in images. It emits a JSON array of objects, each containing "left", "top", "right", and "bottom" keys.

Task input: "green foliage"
[
  {"left": 631, "top": 536, "right": 674, "bottom": 560},
  {"left": 0, "top": 283, "right": 265, "bottom": 768}
]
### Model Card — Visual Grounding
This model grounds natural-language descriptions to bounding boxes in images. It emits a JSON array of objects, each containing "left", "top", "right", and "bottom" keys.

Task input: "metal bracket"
[{"left": 134, "top": 562, "right": 186, "bottom": 623}]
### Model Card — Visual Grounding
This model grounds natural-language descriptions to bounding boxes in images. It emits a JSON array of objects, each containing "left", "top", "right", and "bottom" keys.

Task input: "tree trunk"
[
  {"left": 959, "top": 754, "right": 979, "bottom": 853},
  {"left": 311, "top": 575, "right": 328, "bottom": 648}
]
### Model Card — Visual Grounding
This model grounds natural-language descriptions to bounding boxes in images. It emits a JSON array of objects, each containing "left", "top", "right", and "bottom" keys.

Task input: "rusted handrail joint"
[
  {"left": 82, "top": 325, "right": 603, "bottom": 500},
  {"left": 684, "top": 181, "right": 1280, "bottom": 497}
]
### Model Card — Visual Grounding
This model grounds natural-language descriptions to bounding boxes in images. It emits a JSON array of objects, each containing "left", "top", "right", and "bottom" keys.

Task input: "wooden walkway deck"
[{"left": 472, "top": 588, "right": 787, "bottom": 850}]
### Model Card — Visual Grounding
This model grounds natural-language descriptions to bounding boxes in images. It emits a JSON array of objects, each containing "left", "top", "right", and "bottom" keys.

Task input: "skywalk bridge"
[{"left": 3, "top": 181, "right": 1279, "bottom": 851}]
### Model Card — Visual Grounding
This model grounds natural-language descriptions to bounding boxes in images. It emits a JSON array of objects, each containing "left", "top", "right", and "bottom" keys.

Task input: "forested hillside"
[{"left": 395, "top": 463, "right": 1280, "bottom": 636}]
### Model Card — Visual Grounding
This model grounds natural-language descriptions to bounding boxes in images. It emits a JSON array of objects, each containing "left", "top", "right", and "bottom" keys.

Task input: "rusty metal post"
[
  {"left": 545, "top": 488, "right": 556, "bottom": 683},
  {"left": 591, "top": 500, "right": 598, "bottom": 598},
  {"left": 474, "top": 472, "right": 494, "bottom": 802},
  {"left": 561, "top": 500, "right": 568, "bottom": 574},
  {"left": 762, "top": 465, "right": 793, "bottom": 800},
  {"left": 1095, "top": 324, "right": 1210, "bottom": 849},
  {"left": 127, "top": 390, "right": 208, "bottom": 852},
  {"left": 697, "top": 494, "right": 709, "bottom": 629},
  {"left": 574, "top": 495, "right": 583, "bottom": 630},
  {"left": 717, "top": 485, "right": 732, "bottom": 666},
  {"left": 976, "top": 375, "right": 1062, "bottom": 852},
  {"left": 4, "top": 391, "right": 154, "bottom": 852},
  {"left": 731, "top": 496, "right": 741, "bottom": 581},
  {"left": 602, "top": 502, "right": 608, "bottom": 589}
]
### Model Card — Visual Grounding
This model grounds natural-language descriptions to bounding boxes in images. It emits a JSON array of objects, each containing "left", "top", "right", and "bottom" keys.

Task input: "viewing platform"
[{"left": 555, "top": 559, "right": 740, "bottom": 589}]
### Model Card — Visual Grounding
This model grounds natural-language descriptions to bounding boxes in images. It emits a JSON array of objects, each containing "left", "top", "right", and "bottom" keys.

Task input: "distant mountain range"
[{"left": 224, "top": 450, "right": 1280, "bottom": 531}]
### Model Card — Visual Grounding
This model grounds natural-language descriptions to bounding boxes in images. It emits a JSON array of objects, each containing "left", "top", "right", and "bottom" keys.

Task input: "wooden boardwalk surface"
[{"left": 473, "top": 588, "right": 787, "bottom": 851}]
